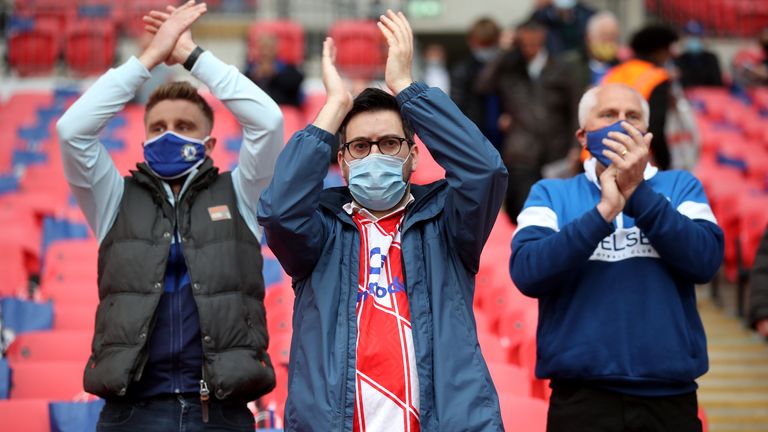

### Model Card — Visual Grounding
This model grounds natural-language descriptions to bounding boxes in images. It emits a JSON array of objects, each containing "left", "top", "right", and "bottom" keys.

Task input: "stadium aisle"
[{"left": 698, "top": 291, "right": 768, "bottom": 431}]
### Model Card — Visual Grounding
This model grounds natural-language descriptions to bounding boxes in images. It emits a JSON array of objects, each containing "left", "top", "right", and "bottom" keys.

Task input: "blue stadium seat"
[
  {"left": 0, "top": 358, "right": 9, "bottom": 399},
  {"left": 0, "top": 298, "right": 53, "bottom": 334},
  {"left": 49, "top": 399, "right": 105, "bottom": 432}
]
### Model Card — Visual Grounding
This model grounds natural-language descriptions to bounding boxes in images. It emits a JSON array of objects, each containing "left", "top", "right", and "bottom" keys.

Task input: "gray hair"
[
  {"left": 586, "top": 10, "right": 619, "bottom": 40},
  {"left": 577, "top": 84, "right": 650, "bottom": 128}
]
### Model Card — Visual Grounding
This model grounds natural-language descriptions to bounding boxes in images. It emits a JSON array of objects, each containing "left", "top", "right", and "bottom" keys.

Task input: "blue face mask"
[
  {"left": 346, "top": 153, "right": 410, "bottom": 211},
  {"left": 686, "top": 37, "right": 704, "bottom": 54},
  {"left": 143, "top": 131, "right": 208, "bottom": 180},
  {"left": 586, "top": 120, "right": 628, "bottom": 167}
]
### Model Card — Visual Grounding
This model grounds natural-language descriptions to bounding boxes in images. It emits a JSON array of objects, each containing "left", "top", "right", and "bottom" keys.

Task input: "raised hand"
[
  {"left": 140, "top": 1, "right": 207, "bottom": 68},
  {"left": 596, "top": 164, "right": 625, "bottom": 223},
  {"left": 312, "top": 37, "right": 353, "bottom": 134},
  {"left": 601, "top": 121, "right": 652, "bottom": 200},
  {"left": 377, "top": 10, "right": 414, "bottom": 94}
]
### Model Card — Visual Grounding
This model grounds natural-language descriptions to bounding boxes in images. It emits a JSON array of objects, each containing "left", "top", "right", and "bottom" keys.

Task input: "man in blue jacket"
[
  {"left": 510, "top": 83, "right": 724, "bottom": 432},
  {"left": 258, "top": 10, "right": 507, "bottom": 432}
]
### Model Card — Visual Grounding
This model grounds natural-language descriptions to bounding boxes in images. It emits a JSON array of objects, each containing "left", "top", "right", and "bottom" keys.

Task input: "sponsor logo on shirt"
[
  {"left": 207, "top": 205, "right": 232, "bottom": 221},
  {"left": 589, "top": 226, "right": 660, "bottom": 262}
]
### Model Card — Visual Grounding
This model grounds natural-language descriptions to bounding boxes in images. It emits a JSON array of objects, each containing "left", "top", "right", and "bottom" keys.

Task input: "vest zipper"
[{"left": 200, "top": 372, "right": 210, "bottom": 423}]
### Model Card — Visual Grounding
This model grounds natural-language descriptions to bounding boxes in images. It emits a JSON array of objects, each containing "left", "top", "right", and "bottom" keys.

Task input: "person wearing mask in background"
[
  {"left": 562, "top": 10, "right": 621, "bottom": 94},
  {"left": 732, "top": 27, "right": 768, "bottom": 87},
  {"left": 258, "top": 10, "right": 507, "bottom": 431},
  {"left": 56, "top": 2, "right": 284, "bottom": 429},
  {"left": 450, "top": 17, "right": 504, "bottom": 152},
  {"left": 748, "top": 227, "right": 768, "bottom": 340},
  {"left": 675, "top": 20, "right": 723, "bottom": 88},
  {"left": 422, "top": 43, "right": 450, "bottom": 93},
  {"left": 531, "top": 0, "right": 595, "bottom": 56},
  {"left": 477, "top": 18, "right": 576, "bottom": 222},
  {"left": 511, "top": 83, "right": 724, "bottom": 432},
  {"left": 603, "top": 24, "right": 678, "bottom": 170},
  {"left": 246, "top": 33, "right": 304, "bottom": 107}
]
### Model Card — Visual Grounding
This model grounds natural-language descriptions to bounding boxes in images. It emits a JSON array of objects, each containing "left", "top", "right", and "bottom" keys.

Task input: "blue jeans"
[{"left": 96, "top": 394, "right": 255, "bottom": 432}]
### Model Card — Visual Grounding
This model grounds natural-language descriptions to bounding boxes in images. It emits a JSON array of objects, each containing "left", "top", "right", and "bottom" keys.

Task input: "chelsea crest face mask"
[{"left": 143, "top": 131, "right": 208, "bottom": 180}]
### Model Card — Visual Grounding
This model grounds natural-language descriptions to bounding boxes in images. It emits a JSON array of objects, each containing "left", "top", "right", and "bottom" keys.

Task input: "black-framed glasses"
[{"left": 343, "top": 136, "right": 411, "bottom": 159}]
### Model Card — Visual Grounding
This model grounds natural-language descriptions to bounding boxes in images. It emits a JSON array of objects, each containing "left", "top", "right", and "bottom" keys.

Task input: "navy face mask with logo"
[
  {"left": 143, "top": 131, "right": 208, "bottom": 180},
  {"left": 586, "top": 120, "right": 629, "bottom": 167}
]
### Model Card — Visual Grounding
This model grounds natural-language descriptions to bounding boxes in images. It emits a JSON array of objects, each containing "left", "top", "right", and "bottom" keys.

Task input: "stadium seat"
[
  {"left": 7, "top": 21, "right": 59, "bottom": 76},
  {"left": 0, "top": 298, "right": 53, "bottom": 334},
  {"left": 487, "top": 362, "right": 532, "bottom": 397},
  {"left": 9, "top": 361, "right": 86, "bottom": 400},
  {"left": 477, "top": 330, "right": 509, "bottom": 364},
  {"left": 280, "top": 106, "right": 306, "bottom": 142},
  {"left": 328, "top": 20, "right": 385, "bottom": 78},
  {"left": 39, "top": 276, "right": 99, "bottom": 307},
  {"left": 65, "top": 20, "right": 117, "bottom": 76},
  {"left": 5, "top": 330, "right": 92, "bottom": 365},
  {"left": 248, "top": 20, "right": 305, "bottom": 66},
  {"left": 738, "top": 194, "right": 768, "bottom": 270},
  {"left": 0, "top": 245, "right": 28, "bottom": 298},
  {"left": 0, "top": 358, "right": 9, "bottom": 399},
  {"left": 498, "top": 394, "right": 548, "bottom": 431},
  {"left": 53, "top": 303, "right": 97, "bottom": 331},
  {"left": 410, "top": 137, "right": 445, "bottom": 185},
  {"left": 266, "top": 300, "right": 293, "bottom": 336},
  {"left": 0, "top": 399, "right": 51, "bottom": 432},
  {"left": 49, "top": 399, "right": 106, "bottom": 432}
]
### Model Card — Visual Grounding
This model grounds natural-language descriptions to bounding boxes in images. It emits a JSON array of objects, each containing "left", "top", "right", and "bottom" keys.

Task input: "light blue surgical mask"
[
  {"left": 553, "top": 0, "right": 577, "bottom": 9},
  {"left": 346, "top": 153, "right": 410, "bottom": 211},
  {"left": 143, "top": 131, "right": 208, "bottom": 180}
]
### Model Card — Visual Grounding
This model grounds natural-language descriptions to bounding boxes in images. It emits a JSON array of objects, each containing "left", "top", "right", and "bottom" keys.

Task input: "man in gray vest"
[{"left": 56, "top": 2, "right": 283, "bottom": 430}]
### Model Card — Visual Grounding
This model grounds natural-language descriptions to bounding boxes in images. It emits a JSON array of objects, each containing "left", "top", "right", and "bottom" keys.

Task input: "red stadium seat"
[
  {"left": 302, "top": 91, "right": 327, "bottom": 123},
  {"left": 0, "top": 245, "right": 28, "bottom": 298},
  {"left": 498, "top": 394, "right": 548, "bottom": 432},
  {"left": 477, "top": 330, "right": 509, "bottom": 364},
  {"left": 248, "top": 20, "right": 305, "bottom": 66},
  {"left": 410, "top": 137, "right": 445, "bottom": 185},
  {"left": 487, "top": 362, "right": 532, "bottom": 397},
  {"left": 5, "top": 330, "right": 92, "bottom": 365},
  {"left": 280, "top": 105, "right": 306, "bottom": 142},
  {"left": 7, "top": 21, "right": 59, "bottom": 76},
  {"left": 40, "top": 276, "right": 99, "bottom": 307},
  {"left": 738, "top": 193, "right": 768, "bottom": 270},
  {"left": 328, "top": 20, "right": 385, "bottom": 78},
  {"left": 0, "top": 399, "right": 51, "bottom": 432},
  {"left": 53, "top": 303, "right": 97, "bottom": 331},
  {"left": 65, "top": 20, "right": 117, "bottom": 76},
  {"left": 120, "top": 0, "right": 170, "bottom": 37},
  {"left": 266, "top": 300, "right": 293, "bottom": 336},
  {"left": 10, "top": 361, "right": 86, "bottom": 400}
]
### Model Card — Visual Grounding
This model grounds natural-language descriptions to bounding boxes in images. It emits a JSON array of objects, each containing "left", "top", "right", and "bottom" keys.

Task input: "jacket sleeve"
[
  {"left": 191, "top": 51, "right": 284, "bottom": 240},
  {"left": 623, "top": 172, "right": 724, "bottom": 284},
  {"left": 56, "top": 57, "right": 151, "bottom": 243},
  {"left": 748, "top": 228, "right": 768, "bottom": 328},
  {"left": 397, "top": 82, "right": 508, "bottom": 273},
  {"left": 510, "top": 182, "right": 615, "bottom": 297},
  {"left": 257, "top": 125, "right": 333, "bottom": 280}
]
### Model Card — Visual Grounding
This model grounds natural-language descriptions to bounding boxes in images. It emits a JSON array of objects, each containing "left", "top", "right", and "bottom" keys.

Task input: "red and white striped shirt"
[{"left": 346, "top": 198, "right": 420, "bottom": 432}]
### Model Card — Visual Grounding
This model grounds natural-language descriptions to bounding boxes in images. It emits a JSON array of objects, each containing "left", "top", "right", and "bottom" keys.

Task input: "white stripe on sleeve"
[
  {"left": 677, "top": 201, "right": 718, "bottom": 224},
  {"left": 515, "top": 206, "right": 559, "bottom": 233}
]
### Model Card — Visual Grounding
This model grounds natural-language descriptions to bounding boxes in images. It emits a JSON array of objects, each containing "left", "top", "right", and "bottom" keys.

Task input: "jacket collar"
[
  {"left": 131, "top": 157, "right": 219, "bottom": 204},
  {"left": 319, "top": 180, "right": 448, "bottom": 231}
]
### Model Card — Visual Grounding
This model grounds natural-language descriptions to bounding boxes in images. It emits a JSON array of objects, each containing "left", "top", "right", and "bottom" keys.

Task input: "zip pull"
[{"left": 199, "top": 379, "right": 210, "bottom": 423}]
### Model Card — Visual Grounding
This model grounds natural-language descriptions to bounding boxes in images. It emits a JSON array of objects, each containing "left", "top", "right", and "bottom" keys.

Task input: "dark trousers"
[
  {"left": 547, "top": 384, "right": 702, "bottom": 432},
  {"left": 97, "top": 394, "right": 255, "bottom": 432}
]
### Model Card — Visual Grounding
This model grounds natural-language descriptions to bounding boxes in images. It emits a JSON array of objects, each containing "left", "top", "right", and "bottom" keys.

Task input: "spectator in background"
[
  {"left": 450, "top": 17, "right": 504, "bottom": 152},
  {"left": 603, "top": 24, "right": 678, "bottom": 170},
  {"left": 732, "top": 27, "right": 768, "bottom": 87},
  {"left": 562, "top": 10, "right": 621, "bottom": 94},
  {"left": 675, "top": 20, "right": 723, "bottom": 88},
  {"left": 258, "top": 10, "right": 506, "bottom": 431},
  {"left": 423, "top": 43, "right": 450, "bottom": 93},
  {"left": 531, "top": 0, "right": 595, "bottom": 56},
  {"left": 56, "top": 3, "right": 283, "bottom": 429},
  {"left": 749, "top": 227, "right": 768, "bottom": 340},
  {"left": 477, "top": 18, "right": 576, "bottom": 221},
  {"left": 246, "top": 33, "right": 304, "bottom": 107},
  {"left": 511, "top": 83, "right": 724, "bottom": 432}
]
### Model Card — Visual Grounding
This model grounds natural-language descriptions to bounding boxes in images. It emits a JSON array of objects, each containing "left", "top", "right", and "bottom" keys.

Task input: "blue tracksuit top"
[{"left": 510, "top": 162, "right": 724, "bottom": 396}]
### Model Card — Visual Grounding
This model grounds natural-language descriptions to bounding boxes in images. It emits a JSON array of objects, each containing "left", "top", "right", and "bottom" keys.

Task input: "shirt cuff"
[
  {"left": 582, "top": 206, "right": 616, "bottom": 243},
  {"left": 624, "top": 180, "right": 660, "bottom": 218},
  {"left": 119, "top": 56, "right": 153, "bottom": 91},
  {"left": 189, "top": 51, "right": 227, "bottom": 86},
  {"left": 395, "top": 81, "right": 429, "bottom": 106},
  {"left": 304, "top": 124, "right": 338, "bottom": 147}
]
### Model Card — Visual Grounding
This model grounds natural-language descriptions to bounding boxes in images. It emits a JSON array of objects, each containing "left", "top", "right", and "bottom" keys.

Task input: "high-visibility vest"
[{"left": 601, "top": 59, "right": 669, "bottom": 101}]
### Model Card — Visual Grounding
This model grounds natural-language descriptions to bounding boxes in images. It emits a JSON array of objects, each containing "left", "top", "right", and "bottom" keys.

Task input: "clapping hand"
[
  {"left": 377, "top": 10, "right": 414, "bottom": 95},
  {"left": 140, "top": 1, "right": 207, "bottom": 68}
]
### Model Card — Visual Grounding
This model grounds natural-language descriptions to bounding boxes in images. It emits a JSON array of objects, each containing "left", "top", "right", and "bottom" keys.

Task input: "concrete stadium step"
[{"left": 697, "top": 292, "right": 768, "bottom": 432}]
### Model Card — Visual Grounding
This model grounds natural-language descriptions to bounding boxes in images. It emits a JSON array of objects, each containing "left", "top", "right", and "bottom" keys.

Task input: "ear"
[
  {"left": 409, "top": 143, "right": 420, "bottom": 172},
  {"left": 337, "top": 149, "right": 349, "bottom": 182},
  {"left": 204, "top": 137, "right": 217, "bottom": 156},
  {"left": 575, "top": 128, "right": 587, "bottom": 148}
]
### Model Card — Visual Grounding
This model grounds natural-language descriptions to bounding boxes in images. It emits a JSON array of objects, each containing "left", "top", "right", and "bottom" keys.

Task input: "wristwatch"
[{"left": 183, "top": 46, "right": 205, "bottom": 71}]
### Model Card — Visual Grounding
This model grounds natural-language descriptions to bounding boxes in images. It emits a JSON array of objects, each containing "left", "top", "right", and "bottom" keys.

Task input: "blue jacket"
[
  {"left": 510, "top": 162, "right": 724, "bottom": 396},
  {"left": 258, "top": 82, "right": 508, "bottom": 431}
]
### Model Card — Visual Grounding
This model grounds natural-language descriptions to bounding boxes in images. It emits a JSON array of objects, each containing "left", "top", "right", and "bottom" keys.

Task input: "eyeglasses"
[{"left": 343, "top": 136, "right": 411, "bottom": 159}]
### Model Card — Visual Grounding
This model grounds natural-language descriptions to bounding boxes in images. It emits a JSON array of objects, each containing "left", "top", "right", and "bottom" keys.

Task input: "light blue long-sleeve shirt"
[{"left": 56, "top": 52, "right": 284, "bottom": 243}]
